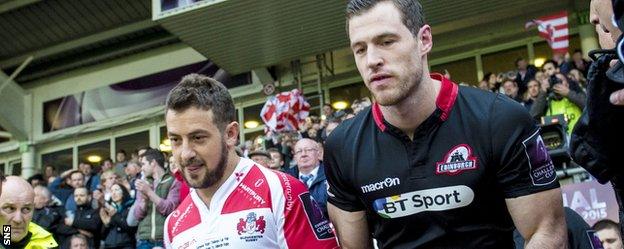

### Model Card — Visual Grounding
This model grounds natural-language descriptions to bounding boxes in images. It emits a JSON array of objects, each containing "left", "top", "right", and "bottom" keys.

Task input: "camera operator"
[
  {"left": 530, "top": 72, "right": 586, "bottom": 134},
  {"left": 568, "top": 0, "right": 624, "bottom": 238}
]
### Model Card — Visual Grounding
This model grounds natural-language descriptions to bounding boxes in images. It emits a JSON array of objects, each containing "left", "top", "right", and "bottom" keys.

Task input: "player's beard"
[
  {"left": 374, "top": 66, "right": 423, "bottom": 106},
  {"left": 181, "top": 137, "right": 228, "bottom": 189}
]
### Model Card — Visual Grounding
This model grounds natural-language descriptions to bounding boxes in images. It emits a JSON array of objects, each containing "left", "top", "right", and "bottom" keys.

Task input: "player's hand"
[{"left": 553, "top": 84, "right": 570, "bottom": 97}]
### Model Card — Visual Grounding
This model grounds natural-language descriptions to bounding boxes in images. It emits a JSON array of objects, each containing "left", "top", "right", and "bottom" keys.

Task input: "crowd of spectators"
[
  {"left": 475, "top": 50, "right": 589, "bottom": 134},
  {"left": 2, "top": 147, "right": 186, "bottom": 249}
]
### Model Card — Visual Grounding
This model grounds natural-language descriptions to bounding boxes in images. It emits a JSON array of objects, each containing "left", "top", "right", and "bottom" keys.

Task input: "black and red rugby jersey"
[{"left": 324, "top": 73, "right": 559, "bottom": 249}]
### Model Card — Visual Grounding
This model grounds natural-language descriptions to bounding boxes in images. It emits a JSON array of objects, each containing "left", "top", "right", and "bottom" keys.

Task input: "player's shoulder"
[
  {"left": 457, "top": 86, "right": 530, "bottom": 123},
  {"left": 456, "top": 86, "right": 499, "bottom": 111},
  {"left": 325, "top": 106, "right": 372, "bottom": 148},
  {"left": 243, "top": 161, "right": 309, "bottom": 200},
  {"left": 258, "top": 165, "right": 308, "bottom": 194},
  {"left": 165, "top": 190, "right": 202, "bottom": 241}
]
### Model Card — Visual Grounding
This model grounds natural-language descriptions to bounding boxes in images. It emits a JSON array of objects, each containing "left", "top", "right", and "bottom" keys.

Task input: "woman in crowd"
[
  {"left": 100, "top": 183, "right": 137, "bottom": 249},
  {"left": 93, "top": 170, "right": 120, "bottom": 209}
]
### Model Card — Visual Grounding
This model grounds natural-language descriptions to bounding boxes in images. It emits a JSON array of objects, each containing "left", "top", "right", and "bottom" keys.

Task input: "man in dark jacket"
[
  {"left": 515, "top": 57, "right": 538, "bottom": 96},
  {"left": 287, "top": 138, "right": 329, "bottom": 217},
  {"left": 33, "top": 185, "right": 76, "bottom": 248},
  {"left": 65, "top": 187, "right": 102, "bottom": 249},
  {"left": 570, "top": 0, "right": 624, "bottom": 238}
]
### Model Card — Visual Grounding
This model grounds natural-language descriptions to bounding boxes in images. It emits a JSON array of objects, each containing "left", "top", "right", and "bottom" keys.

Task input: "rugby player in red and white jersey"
[{"left": 163, "top": 74, "right": 338, "bottom": 249}]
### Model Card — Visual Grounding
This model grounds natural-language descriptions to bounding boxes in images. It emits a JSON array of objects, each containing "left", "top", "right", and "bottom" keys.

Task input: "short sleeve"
[
  {"left": 275, "top": 172, "right": 339, "bottom": 249},
  {"left": 323, "top": 127, "right": 365, "bottom": 212},
  {"left": 491, "top": 95, "right": 560, "bottom": 198},
  {"left": 163, "top": 215, "right": 172, "bottom": 249}
]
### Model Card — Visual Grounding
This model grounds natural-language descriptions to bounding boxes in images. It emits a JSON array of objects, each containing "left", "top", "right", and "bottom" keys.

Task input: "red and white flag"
[
  {"left": 525, "top": 11, "right": 569, "bottom": 54},
  {"left": 260, "top": 89, "right": 310, "bottom": 133}
]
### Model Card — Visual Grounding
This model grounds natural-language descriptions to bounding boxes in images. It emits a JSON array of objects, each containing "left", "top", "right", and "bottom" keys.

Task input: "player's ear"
[
  {"left": 418, "top": 24, "right": 433, "bottom": 55},
  {"left": 224, "top": 121, "right": 240, "bottom": 147}
]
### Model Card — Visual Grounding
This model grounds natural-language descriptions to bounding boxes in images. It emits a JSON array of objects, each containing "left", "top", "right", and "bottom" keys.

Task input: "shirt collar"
[{"left": 372, "top": 73, "right": 458, "bottom": 132}]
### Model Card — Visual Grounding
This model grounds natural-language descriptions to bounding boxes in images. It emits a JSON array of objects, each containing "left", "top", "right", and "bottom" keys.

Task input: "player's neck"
[
  {"left": 195, "top": 151, "right": 241, "bottom": 208},
  {"left": 380, "top": 75, "right": 440, "bottom": 139}
]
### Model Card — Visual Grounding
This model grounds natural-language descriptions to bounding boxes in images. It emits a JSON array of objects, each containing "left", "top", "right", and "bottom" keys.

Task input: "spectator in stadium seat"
[
  {"left": 565, "top": 49, "right": 590, "bottom": 77},
  {"left": 44, "top": 165, "right": 57, "bottom": 183},
  {"left": 322, "top": 103, "right": 335, "bottom": 119},
  {"left": 593, "top": 219, "right": 624, "bottom": 249},
  {"left": 267, "top": 148, "right": 286, "bottom": 171},
  {"left": 100, "top": 183, "right": 137, "bottom": 249},
  {"left": 33, "top": 185, "right": 75, "bottom": 247},
  {"left": 483, "top": 72, "right": 500, "bottom": 93},
  {"left": 542, "top": 59, "right": 559, "bottom": 78},
  {"left": 568, "top": 68, "right": 588, "bottom": 90},
  {"left": 124, "top": 159, "right": 142, "bottom": 194},
  {"left": 502, "top": 80, "right": 522, "bottom": 103},
  {"left": 514, "top": 57, "right": 538, "bottom": 96},
  {"left": 249, "top": 150, "right": 272, "bottom": 168},
  {"left": 133, "top": 148, "right": 180, "bottom": 249},
  {"left": 66, "top": 187, "right": 102, "bottom": 249},
  {"left": 288, "top": 138, "right": 329, "bottom": 217},
  {"left": 69, "top": 234, "right": 89, "bottom": 249},
  {"left": 27, "top": 173, "right": 46, "bottom": 187},
  {"left": 522, "top": 79, "right": 541, "bottom": 111},
  {"left": 49, "top": 169, "right": 85, "bottom": 212},
  {"left": 101, "top": 158, "right": 114, "bottom": 173},
  {"left": 115, "top": 149, "right": 128, "bottom": 173},
  {"left": 80, "top": 162, "right": 99, "bottom": 192}
]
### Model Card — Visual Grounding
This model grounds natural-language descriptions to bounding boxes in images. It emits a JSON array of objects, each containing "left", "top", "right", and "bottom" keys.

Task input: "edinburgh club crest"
[{"left": 436, "top": 144, "right": 478, "bottom": 175}]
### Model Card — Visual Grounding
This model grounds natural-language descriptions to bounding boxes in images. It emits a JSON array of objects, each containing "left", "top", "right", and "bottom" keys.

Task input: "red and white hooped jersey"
[{"left": 164, "top": 157, "right": 338, "bottom": 249}]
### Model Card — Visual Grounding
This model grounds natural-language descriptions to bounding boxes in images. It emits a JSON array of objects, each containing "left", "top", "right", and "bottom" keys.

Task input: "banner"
[
  {"left": 43, "top": 61, "right": 248, "bottom": 133},
  {"left": 561, "top": 180, "right": 618, "bottom": 226}
]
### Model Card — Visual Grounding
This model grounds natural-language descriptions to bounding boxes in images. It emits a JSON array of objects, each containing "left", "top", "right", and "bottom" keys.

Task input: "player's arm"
[
  {"left": 506, "top": 189, "right": 567, "bottom": 249},
  {"left": 328, "top": 203, "right": 373, "bottom": 249},
  {"left": 491, "top": 95, "right": 567, "bottom": 249},
  {"left": 323, "top": 127, "right": 370, "bottom": 248}
]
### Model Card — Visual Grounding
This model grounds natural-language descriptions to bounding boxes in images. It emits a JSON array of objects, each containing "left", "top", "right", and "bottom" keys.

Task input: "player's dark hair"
[
  {"left": 346, "top": 0, "right": 426, "bottom": 37},
  {"left": 166, "top": 73, "right": 236, "bottom": 131}
]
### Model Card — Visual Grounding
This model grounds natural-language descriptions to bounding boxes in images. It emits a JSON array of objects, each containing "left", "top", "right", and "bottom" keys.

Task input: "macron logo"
[{"left": 361, "top": 177, "right": 401, "bottom": 194}]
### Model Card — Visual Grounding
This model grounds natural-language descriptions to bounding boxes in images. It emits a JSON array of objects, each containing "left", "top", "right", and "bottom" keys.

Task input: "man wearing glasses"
[{"left": 288, "top": 138, "right": 329, "bottom": 217}]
